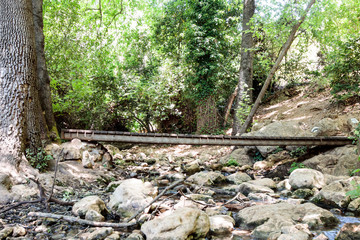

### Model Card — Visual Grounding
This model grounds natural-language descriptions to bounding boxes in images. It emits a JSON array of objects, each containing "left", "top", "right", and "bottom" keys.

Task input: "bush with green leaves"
[
  {"left": 224, "top": 158, "right": 239, "bottom": 167},
  {"left": 289, "top": 162, "right": 307, "bottom": 173},
  {"left": 325, "top": 37, "right": 360, "bottom": 101},
  {"left": 25, "top": 147, "right": 53, "bottom": 172}
]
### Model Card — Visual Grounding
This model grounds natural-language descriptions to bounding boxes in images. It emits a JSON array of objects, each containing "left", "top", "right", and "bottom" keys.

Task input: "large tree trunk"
[
  {"left": 32, "top": 0, "right": 59, "bottom": 141},
  {"left": 32, "top": 0, "right": 59, "bottom": 139},
  {"left": 232, "top": 0, "right": 255, "bottom": 135},
  {"left": 238, "top": 0, "right": 316, "bottom": 134},
  {"left": 0, "top": 0, "right": 39, "bottom": 169}
]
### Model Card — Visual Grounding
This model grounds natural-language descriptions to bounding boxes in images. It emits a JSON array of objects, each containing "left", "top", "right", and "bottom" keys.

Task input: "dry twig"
[{"left": 28, "top": 212, "right": 136, "bottom": 228}]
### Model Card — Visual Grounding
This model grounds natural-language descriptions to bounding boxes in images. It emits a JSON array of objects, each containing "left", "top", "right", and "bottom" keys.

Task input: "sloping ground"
[{"left": 255, "top": 86, "right": 360, "bottom": 136}]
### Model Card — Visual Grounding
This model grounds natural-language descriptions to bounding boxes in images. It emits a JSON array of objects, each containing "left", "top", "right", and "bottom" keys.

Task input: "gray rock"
[
  {"left": 303, "top": 146, "right": 360, "bottom": 176},
  {"left": 311, "top": 177, "right": 360, "bottom": 209},
  {"left": 314, "top": 233, "right": 329, "bottom": 240},
  {"left": 141, "top": 207, "right": 210, "bottom": 240},
  {"left": 335, "top": 223, "right": 360, "bottom": 240},
  {"left": 0, "top": 227, "right": 13, "bottom": 239},
  {"left": 226, "top": 172, "right": 251, "bottom": 185},
  {"left": 11, "top": 184, "right": 38, "bottom": 202},
  {"left": 183, "top": 162, "right": 201, "bottom": 175},
  {"left": 0, "top": 173, "right": 12, "bottom": 190},
  {"left": 312, "top": 118, "right": 339, "bottom": 136},
  {"left": 247, "top": 193, "right": 278, "bottom": 203},
  {"left": 238, "top": 182, "right": 274, "bottom": 196},
  {"left": 72, "top": 196, "right": 107, "bottom": 221},
  {"left": 84, "top": 227, "right": 114, "bottom": 240},
  {"left": 220, "top": 148, "right": 253, "bottom": 166},
  {"left": 248, "top": 178, "right": 276, "bottom": 189},
  {"left": 209, "top": 215, "right": 234, "bottom": 236},
  {"left": 125, "top": 232, "right": 144, "bottom": 240},
  {"left": 235, "top": 202, "right": 338, "bottom": 239},
  {"left": 292, "top": 188, "right": 314, "bottom": 199},
  {"left": 187, "top": 171, "right": 226, "bottom": 186},
  {"left": 245, "top": 121, "right": 310, "bottom": 157},
  {"left": 289, "top": 169, "right": 326, "bottom": 190},
  {"left": 0, "top": 189, "right": 12, "bottom": 204},
  {"left": 61, "top": 139, "right": 85, "bottom": 160},
  {"left": 348, "top": 198, "right": 360, "bottom": 213},
  {"left": 82, "top": 150, "right": 95, "bottom": 168},
  {"left": 12, "top": 225, "right": 27, "bottom": 237},
  {"left": 108, "top": 178, "right": 157, "bottom": 218}
]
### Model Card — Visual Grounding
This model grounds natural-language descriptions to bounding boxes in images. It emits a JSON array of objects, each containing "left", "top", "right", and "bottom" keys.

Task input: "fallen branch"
[
  {"left": 126, "top": 179, "right": 184, "bottom": 222},
  {"left": 28, "top": 212, "right": 136, "bottom": 228},
  {"left": 0, "top": 199, "right": 41, "bottom": 214}
]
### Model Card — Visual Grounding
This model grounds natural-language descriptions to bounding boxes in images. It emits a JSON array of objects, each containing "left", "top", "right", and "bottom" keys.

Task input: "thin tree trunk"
[
  {"left": 223, "top": 85, "right": 239, "bottom": 127},
  {"left": 0, "top": 0, "right": 38, "bottom": 169},
  {"left": 232, "top": 0, "right": 255, "bottom": 135},
  {"left": 32, "top": 0, "right": 59, "bottom": 141},
  {"left": 238, "top": 0, "right": 316, "bottom": 134}
]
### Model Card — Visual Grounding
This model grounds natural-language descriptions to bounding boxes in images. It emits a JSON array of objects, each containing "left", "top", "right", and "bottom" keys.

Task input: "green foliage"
[
  {"left": 346, "top": 180, "right": 360, "bottom": 200},
  {"left": 289, "top": 162, "right": 307, "bottom": 173},
  {"left": 325, "top": 37, "right": 360, "bottom": 101},
  {"left": 224, "top": 158, "right": 239, "bottom": 167},
  {"left": 253, "top": 151, "right": 264, "bottom": 162},
  {"left": 62, "top": 190, "right": 74, "bottom": 201},
  {"left": 25, "top": 148, "right": 53, "bottom": 172},
  {"left": 290, "top": 146, "right": 308, "bottom": 158}
]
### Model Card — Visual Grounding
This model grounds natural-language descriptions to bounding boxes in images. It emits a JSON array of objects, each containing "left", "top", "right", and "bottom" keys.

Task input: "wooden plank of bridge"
[{"left": 61, "top": 129, "right": 353, "bottom": 146}]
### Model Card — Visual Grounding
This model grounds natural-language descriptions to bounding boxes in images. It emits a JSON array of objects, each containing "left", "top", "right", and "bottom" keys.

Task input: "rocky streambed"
[{"left": 1, "top": 117, "right": 360, "bottom": 239}]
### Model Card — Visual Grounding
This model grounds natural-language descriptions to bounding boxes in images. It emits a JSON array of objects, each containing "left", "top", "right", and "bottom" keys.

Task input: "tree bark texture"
[
  {"left": 32, "top": 0, "right": 59, "bottom": 140},
  {"left": 0, "top": 0, "right": 38, "bottom": 168},
  {"left": 238, "top": 0, "right": 316, "bottom": 134},
  {"left": 232, "top": 0, "right": 255, "bottom": 135}
]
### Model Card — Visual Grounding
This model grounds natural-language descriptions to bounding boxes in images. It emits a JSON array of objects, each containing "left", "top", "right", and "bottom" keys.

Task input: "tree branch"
[{"left": 28, "top": 212, "right": 136, "bottom": 228}]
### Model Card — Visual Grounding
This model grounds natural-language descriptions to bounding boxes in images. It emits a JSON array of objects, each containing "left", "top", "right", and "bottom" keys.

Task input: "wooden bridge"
[{"left": 61, "top": 129, "right": 353, "bottom": 146}]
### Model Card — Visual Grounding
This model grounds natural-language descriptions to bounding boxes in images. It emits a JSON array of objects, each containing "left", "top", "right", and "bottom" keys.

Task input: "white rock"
[
  {"left": 108, "top": 178, "right": 157, "bottom": 218},
  {"left": 141, "top": 207, "right": 210, "bottom": 240},
  {"left": 289, "top": 169, "right": 325, "bottom": 190},
  {"left": 72, "top": 195, "right": 107, "bottom": 221},
  {"left": 209, "top": 215, "right": 234, "bottom": 235}
]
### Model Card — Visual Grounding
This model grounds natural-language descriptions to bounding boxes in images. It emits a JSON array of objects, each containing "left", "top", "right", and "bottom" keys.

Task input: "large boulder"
[
  {"left": 220, "top": 148, "right": 253, "bottom": 167},
  {"left": 303, "top": 145, "right": 360, "bottom": 176},
  {"left": 186, "top": 171, "right": 226, "bottom": 186},
  {"left": 235, "top": 202, "right": 338, "bottom": 240},
  {"left": 311, "top": 176, "right": 360, "bottom": 209},
  {"left": 141, "top": 207, "right": 210, "bottom": 240},
  {"left": 245, "top": 121, "right": 310, "bottom": 157},
  {"left": 311, "top": 118, "right": 340, "bottom": 136},
  {"left": 108, "top": 178, "right": 158, "bottom": 218},
  {"left": 72, "top": 196, "right": 107, "bottom": 221},
  {"left": 289, "top": 169, "right": 326, "bottom": 190}
]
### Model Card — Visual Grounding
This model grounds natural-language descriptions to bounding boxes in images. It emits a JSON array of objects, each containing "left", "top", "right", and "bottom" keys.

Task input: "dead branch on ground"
[{"left": 28, "top": 212, "right": 136, "bottom": 228}]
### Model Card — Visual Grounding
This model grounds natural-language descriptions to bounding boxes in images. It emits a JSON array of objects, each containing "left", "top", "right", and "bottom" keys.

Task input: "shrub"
[
  {"left": 25, "top": 147, "right": 53, "bottom": 172},
  {"left": 325, "top": 37, "right": 360, "bottom": 101}
]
